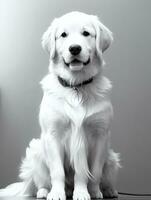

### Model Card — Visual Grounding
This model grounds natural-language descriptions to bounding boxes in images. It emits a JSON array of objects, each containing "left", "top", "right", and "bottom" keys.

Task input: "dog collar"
[{"left": 58, "top": 76, "right": 93, "bottom": 89}]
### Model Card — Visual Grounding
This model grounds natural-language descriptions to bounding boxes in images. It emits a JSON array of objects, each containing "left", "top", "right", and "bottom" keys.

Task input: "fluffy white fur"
[{"left": 0, "top": 11, "right": 120, "bottom": 200}]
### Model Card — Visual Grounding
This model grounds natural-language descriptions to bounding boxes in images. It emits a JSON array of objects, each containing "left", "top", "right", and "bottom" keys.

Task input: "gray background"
[{"left": 0, "top": 0, "right": 151, "bottom": 193}]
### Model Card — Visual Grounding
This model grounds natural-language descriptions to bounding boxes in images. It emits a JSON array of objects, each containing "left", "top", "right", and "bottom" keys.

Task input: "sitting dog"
[{"left": 0, "top": 11, "right": 120, "bottom": 200}]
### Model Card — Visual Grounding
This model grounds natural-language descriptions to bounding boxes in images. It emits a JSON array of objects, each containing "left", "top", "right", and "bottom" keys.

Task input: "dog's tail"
[{"left": 0, "top": 179, "right": 35, "bottom": 197}]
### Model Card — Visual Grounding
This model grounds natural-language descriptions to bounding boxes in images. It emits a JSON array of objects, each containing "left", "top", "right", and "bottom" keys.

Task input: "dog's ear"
[
  {"left": 92, "top": 16, "right": 113, "bottom": 56},
  {"left": 41, "top": 18, "right": 58, "bottom": 59}
]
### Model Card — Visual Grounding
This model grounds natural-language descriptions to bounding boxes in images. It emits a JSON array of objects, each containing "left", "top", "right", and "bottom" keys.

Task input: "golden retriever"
[{"left": 0, "top": 11, "right": 120, "bottom": 200}]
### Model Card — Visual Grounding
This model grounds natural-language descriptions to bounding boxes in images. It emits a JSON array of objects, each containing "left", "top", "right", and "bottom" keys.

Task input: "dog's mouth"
[{"left": 63, "top": 58, "right": 90, "bottom": 71}]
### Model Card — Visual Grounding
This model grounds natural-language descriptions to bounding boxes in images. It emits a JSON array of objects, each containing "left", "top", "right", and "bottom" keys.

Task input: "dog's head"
[{"left": 42, "top": 12, "right": 113, "bottom": 84}]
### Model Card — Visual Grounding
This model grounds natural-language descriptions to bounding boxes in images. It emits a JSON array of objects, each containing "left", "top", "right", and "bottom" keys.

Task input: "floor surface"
[{"left": 0, "top": 195, "right": 151, "bottom": 200}]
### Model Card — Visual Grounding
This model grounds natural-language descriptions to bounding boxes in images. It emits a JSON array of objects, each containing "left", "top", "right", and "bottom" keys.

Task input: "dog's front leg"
[
  {"left": 88, "top": 131, "right": 109, "bottom": 199},
  {"left": 72, "top": 127, "right": 90, "bottom": 200},
  {"left": 42, "top": 132, "right": 65, "bottom": 200}
]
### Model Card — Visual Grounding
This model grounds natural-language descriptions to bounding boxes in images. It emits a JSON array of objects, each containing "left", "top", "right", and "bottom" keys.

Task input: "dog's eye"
[
  {"left": 61, "top": 32, "right": 67, "bottom": 38},
  {"left": 82, "top": 31, "right": 90, "bottom": 37}
]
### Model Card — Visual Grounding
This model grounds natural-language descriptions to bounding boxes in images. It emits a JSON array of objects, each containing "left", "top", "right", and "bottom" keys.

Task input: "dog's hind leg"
[
  {"left": 100, "top": 149, "right": 121, "bottom": 198},
  {"left": 19, "top": 138, "right": 51, "bottom": 198}
]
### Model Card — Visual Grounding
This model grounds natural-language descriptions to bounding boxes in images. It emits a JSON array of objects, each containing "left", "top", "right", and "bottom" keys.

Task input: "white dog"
[{"left": 0, "top": 11, "right": 120, "bottom": 200}]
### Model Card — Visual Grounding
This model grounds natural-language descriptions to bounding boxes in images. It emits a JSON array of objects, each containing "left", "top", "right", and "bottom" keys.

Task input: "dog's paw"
[
  {"left": 73, "top": 187, "right": 90, "bottom": 200},
  {"left": 88, "top": 184, "right": 103, "bottom": 199},
  {"left": 102, "top": 187, "right": 118, "bottom": 199},
  {"left": 37, "top": 188, "right": 49, "bottom": 199},
  {"left": 47, "top": 187, "right": 66, "bottom": 200},
  {"left": 89, "top": 189, "right": 103, "bottom": 199}
]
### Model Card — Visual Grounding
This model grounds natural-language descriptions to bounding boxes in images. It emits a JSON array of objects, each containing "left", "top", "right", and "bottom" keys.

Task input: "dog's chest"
[
  {"left": 64, "top": 97, "right": 109, "bottom": 126},
  {"left": 41, "top": 91, "right": 112, "bottom": 139},
  {"left": 64, "top": 102, "right": 86, "bottom": 126}
]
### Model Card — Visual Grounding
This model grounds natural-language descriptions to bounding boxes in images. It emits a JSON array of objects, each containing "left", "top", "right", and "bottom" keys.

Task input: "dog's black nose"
[{"left": 69, "top": 45, "right": 82, "bottom": 55}]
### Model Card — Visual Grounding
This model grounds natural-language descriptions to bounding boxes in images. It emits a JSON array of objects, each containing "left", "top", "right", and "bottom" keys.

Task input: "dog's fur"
[{"left": 0, "top": 11, "right": 120, "bottom": 200}]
